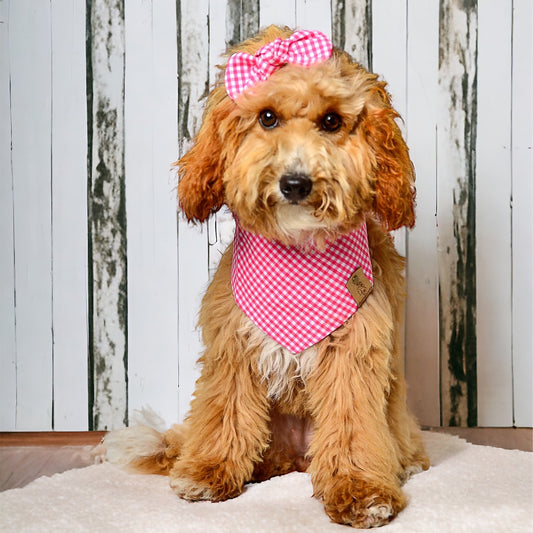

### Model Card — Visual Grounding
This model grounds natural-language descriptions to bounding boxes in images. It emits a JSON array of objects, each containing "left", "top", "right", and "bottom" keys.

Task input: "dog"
[{"left": 105, "top": 26, "right": 429, "bottom": 529}]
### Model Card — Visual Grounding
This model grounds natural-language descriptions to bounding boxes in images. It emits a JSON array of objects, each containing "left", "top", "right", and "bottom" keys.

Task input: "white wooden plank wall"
[
  {"left": 511, "top": 0, "right": 533, "bottom": 428},
  {"left": 0, "top": 0, "right": 17, "bottom": 430},
  {"left": 51, "top": 1, "right": 89, "bottom": 431},
  {"left": 0, "top": 0, "right": 531, "bottom": 431},
  {"left": 125, "top": 0, "right": 180, "bottom": 428},
  {"left": 7, "top": 0, "right": 53, "bottom": 430},
  {"left": 475, "top": 1, "right": 513, "bottom": 428},
  {"left": 404, "top": 0, "right": 441, "bottom": 426}
]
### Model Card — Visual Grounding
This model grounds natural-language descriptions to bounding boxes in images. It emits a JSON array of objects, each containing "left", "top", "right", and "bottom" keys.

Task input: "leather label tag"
[{"left": 346, "top": 267, "right": 373, "bottom": 307}]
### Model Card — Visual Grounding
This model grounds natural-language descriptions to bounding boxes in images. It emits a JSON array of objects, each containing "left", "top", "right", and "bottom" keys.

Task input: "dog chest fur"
[{"left": 246, "top": 316, "right": 319, "bottom": 400}]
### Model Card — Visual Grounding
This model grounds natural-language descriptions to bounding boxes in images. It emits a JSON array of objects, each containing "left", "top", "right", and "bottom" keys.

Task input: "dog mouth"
[
  {"left": 275, "top": 172, "right": 327, "bottom": 231},
  {"left": 273, "top": 186, "right": 340, "bottom": 250},
  {"left": 275, "top": 171, "right": 337, "bottom": 224}
]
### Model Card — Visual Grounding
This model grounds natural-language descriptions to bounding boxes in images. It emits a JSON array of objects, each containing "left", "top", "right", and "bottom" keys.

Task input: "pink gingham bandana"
[
  {"left": 225, "top": 30, "right": 333, "bottom": 101},
  {"left": 231, "top": 223, "right": 373, "bottom": 353}
]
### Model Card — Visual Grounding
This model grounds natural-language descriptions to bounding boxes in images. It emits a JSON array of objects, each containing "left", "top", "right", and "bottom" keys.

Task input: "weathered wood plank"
[
  {"left": 0, "top": 0, "right": 17, "bottom": 431},
  {"left": 9, "top": 0, "right": 54, "bottom": 430},
  {"left": 437, "top": 0, "right": 478, "bottom": 427},
  {"left": 404, "top": 0, "right": 441, "bottom": 427},
  {"left": 176, "top": 0, "right": 210, "bottom": 422},
  {"left": 51, "top": 0, "right": 90, "bottom": 431},
  {"left": 331, "top": 0, "right": 372, "bottom": 70},
  {"left": 511, "top": 0, "right": 533, "bottom": 428},
  {"left": 226, "top": 0, "right": 260, "bottom": 47},
  {"left": 87, "top": 0, "right": 128, "bottom": 430},
  {"left": 125, "top": 0, "right": 180, "bottom": 427},
  {"left": 475, "top": 1, "right": 513, "bottom": 427}
]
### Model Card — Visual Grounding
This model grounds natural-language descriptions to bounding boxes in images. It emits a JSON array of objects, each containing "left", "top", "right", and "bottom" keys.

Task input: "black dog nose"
[{"left": 279, "top": 173, "right": 312, "bottom": 203}]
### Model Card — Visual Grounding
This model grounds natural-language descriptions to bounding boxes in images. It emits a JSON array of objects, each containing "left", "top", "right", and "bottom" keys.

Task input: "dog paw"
[
  {"left": 398, "top": 463, "right": 425, "bottom": 484},
  {"left": 169, "top": 460, "right": 243, "bottom": 502},
  {"left": 169, "top": 476, "right": 215, "bottom": 501},
  {"left": 399, "top": 452, "right": 430, "bottom": 484},
  {"left": 363, "top": 503, "right": 394, "bottom": 528},
  {"left": 321, "top": 479, "right": 405, "bottom": 528}
]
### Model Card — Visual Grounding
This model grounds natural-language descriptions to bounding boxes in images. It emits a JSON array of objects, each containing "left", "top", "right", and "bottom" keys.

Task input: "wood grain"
[
  {"left": 87, "top": 0, "right": 128, "bottom": 430},
  {"left": 437, "top": 0, "right": 478, "bottom": 427},
  {"left": 331, "top": 0, "right": 372, "bottom": 69}
]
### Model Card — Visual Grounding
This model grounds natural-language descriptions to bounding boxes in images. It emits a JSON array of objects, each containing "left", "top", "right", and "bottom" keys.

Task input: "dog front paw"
[
  {"left": 398, "top": 450, "right": 431, "bottom": 484},
  {"left": 169, "top": 460, "right": 243, "bottom": 502},
  {"left": 170, "top": 475, "right": 215, "bottom": 501},
  {"left": 320, "top": 478, "right": 406, "bottom": 528}
]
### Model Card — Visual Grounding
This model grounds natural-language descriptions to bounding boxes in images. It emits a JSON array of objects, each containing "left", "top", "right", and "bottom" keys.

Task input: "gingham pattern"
[
  {"left": 231, "top": 223, "right": 373, "bottom": 353},
  {"left": 225, "top": 30, "right": 333, "bottom": 101}
]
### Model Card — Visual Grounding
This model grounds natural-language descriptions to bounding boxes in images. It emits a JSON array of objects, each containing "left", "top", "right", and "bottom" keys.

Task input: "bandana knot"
[{"left": 225, "top": 30, "right": 333, "bottom": 101}]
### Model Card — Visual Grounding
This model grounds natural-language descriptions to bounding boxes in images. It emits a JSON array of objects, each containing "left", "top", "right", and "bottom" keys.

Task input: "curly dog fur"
[{"left": 106, "top": 26, "right": 429, "bottom": 528}]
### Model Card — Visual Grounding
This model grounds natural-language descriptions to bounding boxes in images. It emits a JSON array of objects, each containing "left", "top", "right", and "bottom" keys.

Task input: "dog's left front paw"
[{"left": 320, "top": 478, "right": 406, "bottom": 529}]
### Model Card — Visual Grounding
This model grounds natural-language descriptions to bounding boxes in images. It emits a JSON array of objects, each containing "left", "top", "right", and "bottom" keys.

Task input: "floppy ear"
[
  {"left": 177, "top": 87, "right": 231, "bottom": 223},
  {"left": 363, "top": 87, "right": 416, "bottom": 231}
]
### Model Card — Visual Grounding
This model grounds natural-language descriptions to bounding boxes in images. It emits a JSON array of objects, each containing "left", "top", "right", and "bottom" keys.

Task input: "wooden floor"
[
  {"left": 0, "top": 432, "right": 105, "bottom": 492},
  {"left": 0, "top": 428, "right": 531, "bottom": 492}
]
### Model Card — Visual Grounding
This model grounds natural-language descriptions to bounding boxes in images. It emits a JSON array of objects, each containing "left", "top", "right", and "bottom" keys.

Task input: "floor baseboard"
[{"left": 0, "top": 431, "right": 106, "bottom": 447}]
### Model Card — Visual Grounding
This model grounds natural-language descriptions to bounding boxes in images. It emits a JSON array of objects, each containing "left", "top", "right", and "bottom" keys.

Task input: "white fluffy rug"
[{"left": 0, "top": 432, "right": 531, "bottom": 532}]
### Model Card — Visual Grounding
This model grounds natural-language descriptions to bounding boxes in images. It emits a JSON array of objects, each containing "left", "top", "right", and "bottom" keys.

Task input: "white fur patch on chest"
[{"left": 244, "top": 317, "right": 318, "bottom": 399}]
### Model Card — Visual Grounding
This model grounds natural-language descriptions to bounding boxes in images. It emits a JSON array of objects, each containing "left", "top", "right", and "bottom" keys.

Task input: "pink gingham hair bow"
[{"left": 225, "top": 30, "right": 333, "bottom": 101}]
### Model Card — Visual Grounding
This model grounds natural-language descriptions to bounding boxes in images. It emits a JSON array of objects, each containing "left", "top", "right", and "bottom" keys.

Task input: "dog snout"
[{"left": 279, "top": 173, "right": 312, "bottom": 203}]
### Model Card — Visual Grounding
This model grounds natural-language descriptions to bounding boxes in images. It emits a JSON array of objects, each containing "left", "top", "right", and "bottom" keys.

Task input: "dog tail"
[{"left": 104, "top": 407, "right": 184, "bottom": 475}]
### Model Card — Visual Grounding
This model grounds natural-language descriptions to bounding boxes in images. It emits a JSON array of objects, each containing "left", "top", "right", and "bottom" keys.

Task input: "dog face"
[{"left": 178, "top": 26, "right": 415, "bottom": 249}]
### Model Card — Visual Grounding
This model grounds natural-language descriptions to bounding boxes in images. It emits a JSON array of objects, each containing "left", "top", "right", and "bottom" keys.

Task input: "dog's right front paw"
[
  {"left": 169, "top": 476, "right": 215, "bottom": 502},
  {"left": 169, "top": 460, "right": 243, "bottom": 502}
]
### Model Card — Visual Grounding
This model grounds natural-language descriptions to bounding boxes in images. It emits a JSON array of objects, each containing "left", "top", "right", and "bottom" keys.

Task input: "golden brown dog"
[{"left": 106, "top": 26, "right": 429, "bottom": 528}]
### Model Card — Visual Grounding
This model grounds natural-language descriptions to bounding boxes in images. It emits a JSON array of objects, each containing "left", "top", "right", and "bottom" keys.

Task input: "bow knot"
[{"left": 225, "top": 30, "right": 333, "bottom": 101}]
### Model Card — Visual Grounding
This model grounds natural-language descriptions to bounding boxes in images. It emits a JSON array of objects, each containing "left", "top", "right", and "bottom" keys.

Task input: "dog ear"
[
  {"left": 177, "top": 87, "right": 231, "bottom": 223},
  {"left": 363, "top": 87, "right": 416, "bottom": 231}
]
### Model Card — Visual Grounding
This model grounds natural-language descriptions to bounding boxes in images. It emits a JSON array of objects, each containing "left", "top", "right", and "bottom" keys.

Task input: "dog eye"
[
  {"left": 321, "top": 112, "right": 342, "bottom": 132},
  {"left": 259, "top": 109, "right": 278, "bottom": 129}
]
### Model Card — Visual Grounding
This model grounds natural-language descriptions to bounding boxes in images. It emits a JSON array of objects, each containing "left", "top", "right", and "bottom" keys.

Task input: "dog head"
[{"left": 177, "top": 26, "right": 415, "bottom": 249}]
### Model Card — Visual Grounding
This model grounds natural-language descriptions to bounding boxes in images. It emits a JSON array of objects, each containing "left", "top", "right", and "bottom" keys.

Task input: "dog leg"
[
  {"left": 386, "top": 368, "right": 430, "bottom": 483},
  {"left": 384, "top": 286, "right": 430, "bottom": 483},
  {"left": 306, "top": 337, "right": 406, "bottom": 528},
  {"left": 168, "top": 347, "right": 270, "bottom": 502},
  {"left": 363, "top": 223, "right": 429, "bottom": 487}
]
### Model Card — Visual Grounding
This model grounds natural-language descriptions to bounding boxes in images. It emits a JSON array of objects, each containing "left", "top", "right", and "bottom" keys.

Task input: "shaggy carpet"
[{"left": 0, "top": 432, "right": 531, "bottom": 532}]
